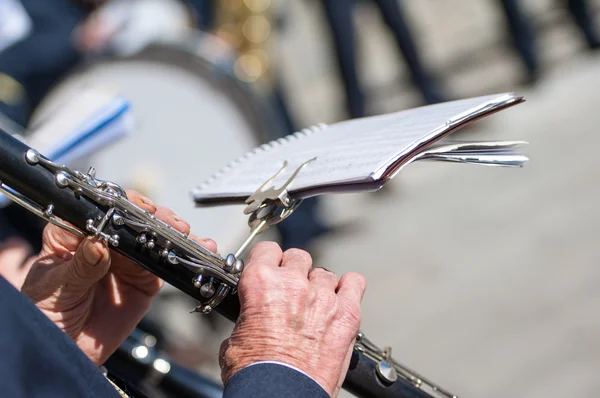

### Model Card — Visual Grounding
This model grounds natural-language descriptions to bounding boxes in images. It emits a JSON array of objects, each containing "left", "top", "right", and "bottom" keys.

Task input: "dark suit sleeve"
[
  {"left": 223, "top": 362, "right": 330, "bottom": 398},
  {"left": 0, "top": 275, "right": 120, "bottom": 398}
]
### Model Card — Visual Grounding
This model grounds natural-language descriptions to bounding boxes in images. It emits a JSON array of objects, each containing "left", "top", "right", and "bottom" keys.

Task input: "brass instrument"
[{"left": 214, "top": 0, "right": 276, "bottom": 87}]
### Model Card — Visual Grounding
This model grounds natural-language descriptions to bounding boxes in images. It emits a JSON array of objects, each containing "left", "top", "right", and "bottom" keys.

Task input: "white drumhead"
[{"left": 33, "top": 53, "right": 258, "bottom": 253}]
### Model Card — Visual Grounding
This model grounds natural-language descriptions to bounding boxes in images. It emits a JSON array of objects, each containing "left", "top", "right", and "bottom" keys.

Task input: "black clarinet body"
[
  {"left": 105, "top": 328, "right": 224, "bottom": 398},
  {"left": 0, "top": 129, "right": 243, "bottom": 320},
  {"left": 0, "top": 128, "right": 450, "bottom": 398}
]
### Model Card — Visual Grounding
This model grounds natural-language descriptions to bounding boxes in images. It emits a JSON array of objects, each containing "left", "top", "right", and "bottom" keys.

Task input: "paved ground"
[
  {"left": 274, "top": 3, "right": 600, "bottom": 398},
  {"left": 319, "top": 55, "right": 600, "bottom": 398}
]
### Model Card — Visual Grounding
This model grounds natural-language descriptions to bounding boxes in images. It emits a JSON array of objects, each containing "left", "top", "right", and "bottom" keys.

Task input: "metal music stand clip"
[{"left": 230, "top": 157, "right": 316, "bottom": 261}]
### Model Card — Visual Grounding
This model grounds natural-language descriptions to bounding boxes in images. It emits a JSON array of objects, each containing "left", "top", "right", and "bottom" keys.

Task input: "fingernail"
[
  {"left": 172, "top": 215, "right": 183, "bottom": 222},
  {"left": 141, "top": 196, "right": 155, "bottom": 206},
  {"left": 201, "top": 238, "right": 216, "bottom": 247},
  {"left": 82, "top": 240, "right": 103, "bottom": 266}
]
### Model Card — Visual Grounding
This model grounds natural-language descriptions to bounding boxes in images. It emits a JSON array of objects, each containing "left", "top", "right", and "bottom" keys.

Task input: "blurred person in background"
[
  {"left": 0, "top": 0, "right": 101, "bottom": 248},
  {"left": 320, "top": 0, "right": 446, "bottom": 119},
  {"left": 0, "top": 0, "right": 214, "bottom": 127},
  {"left": 187, "top": 0, "right": 216, "bottom": 30},
  {"left": 0, "top": 0, "right": 97, "bottom": 126},
  {"left": 499, "top": 0, "right": 600, "bottom": 84}
]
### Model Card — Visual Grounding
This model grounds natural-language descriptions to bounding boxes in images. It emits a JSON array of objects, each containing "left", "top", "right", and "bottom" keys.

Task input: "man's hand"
[
  {"left": 21, "top": 191, "right": 216, "bottom": 366},
  {"left": 219, "top": 242, "right": 366, "bottom": 398}
]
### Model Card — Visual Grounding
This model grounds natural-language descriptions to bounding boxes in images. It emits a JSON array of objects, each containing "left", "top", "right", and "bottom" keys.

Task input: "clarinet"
[
  {"left": 0, "top": 128, "right": 456, "bottom": 398},
  {"left": 104, "top": 328, "right": 224, "bottom": 398}
]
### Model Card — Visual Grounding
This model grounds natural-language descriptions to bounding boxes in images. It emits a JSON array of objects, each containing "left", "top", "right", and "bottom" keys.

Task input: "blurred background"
[{"left": 1, "top": 0, "right": 600, "bottom": 397}]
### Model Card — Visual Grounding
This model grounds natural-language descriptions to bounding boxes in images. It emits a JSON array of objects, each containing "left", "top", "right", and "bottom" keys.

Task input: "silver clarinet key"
[{"left": 356, "top": 331, "right": 457, "bottom": 398}]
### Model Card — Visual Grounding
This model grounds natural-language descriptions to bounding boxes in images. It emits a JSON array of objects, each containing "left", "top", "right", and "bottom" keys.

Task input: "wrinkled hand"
[
  {"left": 220, "top": 242, "right": 366, "bottom": 397},
  {"left": 21, "top": 191, "right": 216, "bottom": 366}
]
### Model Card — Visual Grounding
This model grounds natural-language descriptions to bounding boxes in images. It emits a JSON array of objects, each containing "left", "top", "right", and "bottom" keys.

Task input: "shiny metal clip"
[{"left": 232, "top": 158, "right": 316, "bottom": 260}]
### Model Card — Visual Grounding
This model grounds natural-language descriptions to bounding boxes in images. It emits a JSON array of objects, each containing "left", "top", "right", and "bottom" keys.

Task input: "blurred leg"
[
  {"left": 498, "top": 0, "right": 540, "bottom": 82},
  {"left": 0, "top": 33, "right": 35, "bottom": 126},
  {"left": 321, "top": 0, "right": 366, "bottom": 119},
  {"left": 186, "top": 0, "right": 215, "bottom": 31},
  {"left": 372, "top": 0, "right": 445, "bottom": 104},
  {"left": 0, "top": 1, "right": 86, "bottom": 250},
  {"left": 566, "top": 0, "right": 600, "bottom": 49},
  {"left": 1, "top": 0, "right": 85, "bottom": 124},
  {"left": 270, "top": 85, "right": 329, "bottom": 251},
  {"left": 277, "top": 197, "right": 328, "bottom": 251},
  {"left": 270, "top": 86, "right": 297, "bottom": 139}
]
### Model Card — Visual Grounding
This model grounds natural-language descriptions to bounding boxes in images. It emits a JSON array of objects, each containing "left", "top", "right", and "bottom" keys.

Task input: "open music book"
[{"left": 193, "top": 93, "right": 527, "bottom": 206}]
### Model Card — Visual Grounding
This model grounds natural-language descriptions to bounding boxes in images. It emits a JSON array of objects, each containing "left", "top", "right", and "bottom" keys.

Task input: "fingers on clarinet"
[
  {"left": 42, "top": 220, "right": 84, "bottom": 256},
  {"left": 246, "top": 241, "right": 283, "bottom": 270},
  {"left": 308, "top": 267, "right": 339, "bottom": 290},
  {"left": 126, "top": 190, "right": 157, "bottom": 213},
  {"left": 155, "top": 207, "right": 191, "bottom": 235},
  {"left": 281, "top": 248, "right": 313, "bottom": 276},
  {"left": 189, "top": 234, "right": 217, "bottom": 253},
  {"left": 69, "top": 238, "right": 111, "bottom": 285},
  {"left": 336, "top": 272, "right": 367, "bottom": 303}
]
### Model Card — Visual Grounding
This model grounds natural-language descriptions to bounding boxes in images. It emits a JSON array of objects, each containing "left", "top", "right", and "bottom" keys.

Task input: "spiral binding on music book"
[{"left": 196, "top": 123, "right": 329, "bottom": 191}]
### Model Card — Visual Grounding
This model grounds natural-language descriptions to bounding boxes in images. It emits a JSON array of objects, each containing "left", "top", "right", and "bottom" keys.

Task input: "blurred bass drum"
[{"left": 33, "top": 40, "right": 281, "bottom": 253}]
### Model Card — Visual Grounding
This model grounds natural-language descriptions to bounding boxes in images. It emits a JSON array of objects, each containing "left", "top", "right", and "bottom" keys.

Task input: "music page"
[{"left": 194, "top": 93, "right": 523, "bottom": 203}]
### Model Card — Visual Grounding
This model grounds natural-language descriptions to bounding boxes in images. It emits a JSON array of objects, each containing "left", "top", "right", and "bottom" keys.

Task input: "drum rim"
[
  {"left": 30, "top": 38, "right": 280, "bottom": 248},
  {"left": 44, "top": 38, "right": 286, "bottom": 146}
]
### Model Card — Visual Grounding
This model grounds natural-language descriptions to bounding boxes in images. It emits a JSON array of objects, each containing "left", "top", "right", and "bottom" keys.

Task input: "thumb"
[
  {"left": 66, "top": 238, "right": 111, "bottom": 287},
  {"left": 41, "top": 222, "right": 85, "bottom": 259}
]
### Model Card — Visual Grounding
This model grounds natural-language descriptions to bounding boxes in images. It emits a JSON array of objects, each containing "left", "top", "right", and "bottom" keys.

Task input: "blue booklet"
[{"left": 0, "top": 87, "right": 133, "bottom": 207}]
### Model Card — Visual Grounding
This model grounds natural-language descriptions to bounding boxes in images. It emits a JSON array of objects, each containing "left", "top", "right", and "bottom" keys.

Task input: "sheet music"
[{"left": 194, "top": 93, "right": 523, "bottom": 202}]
